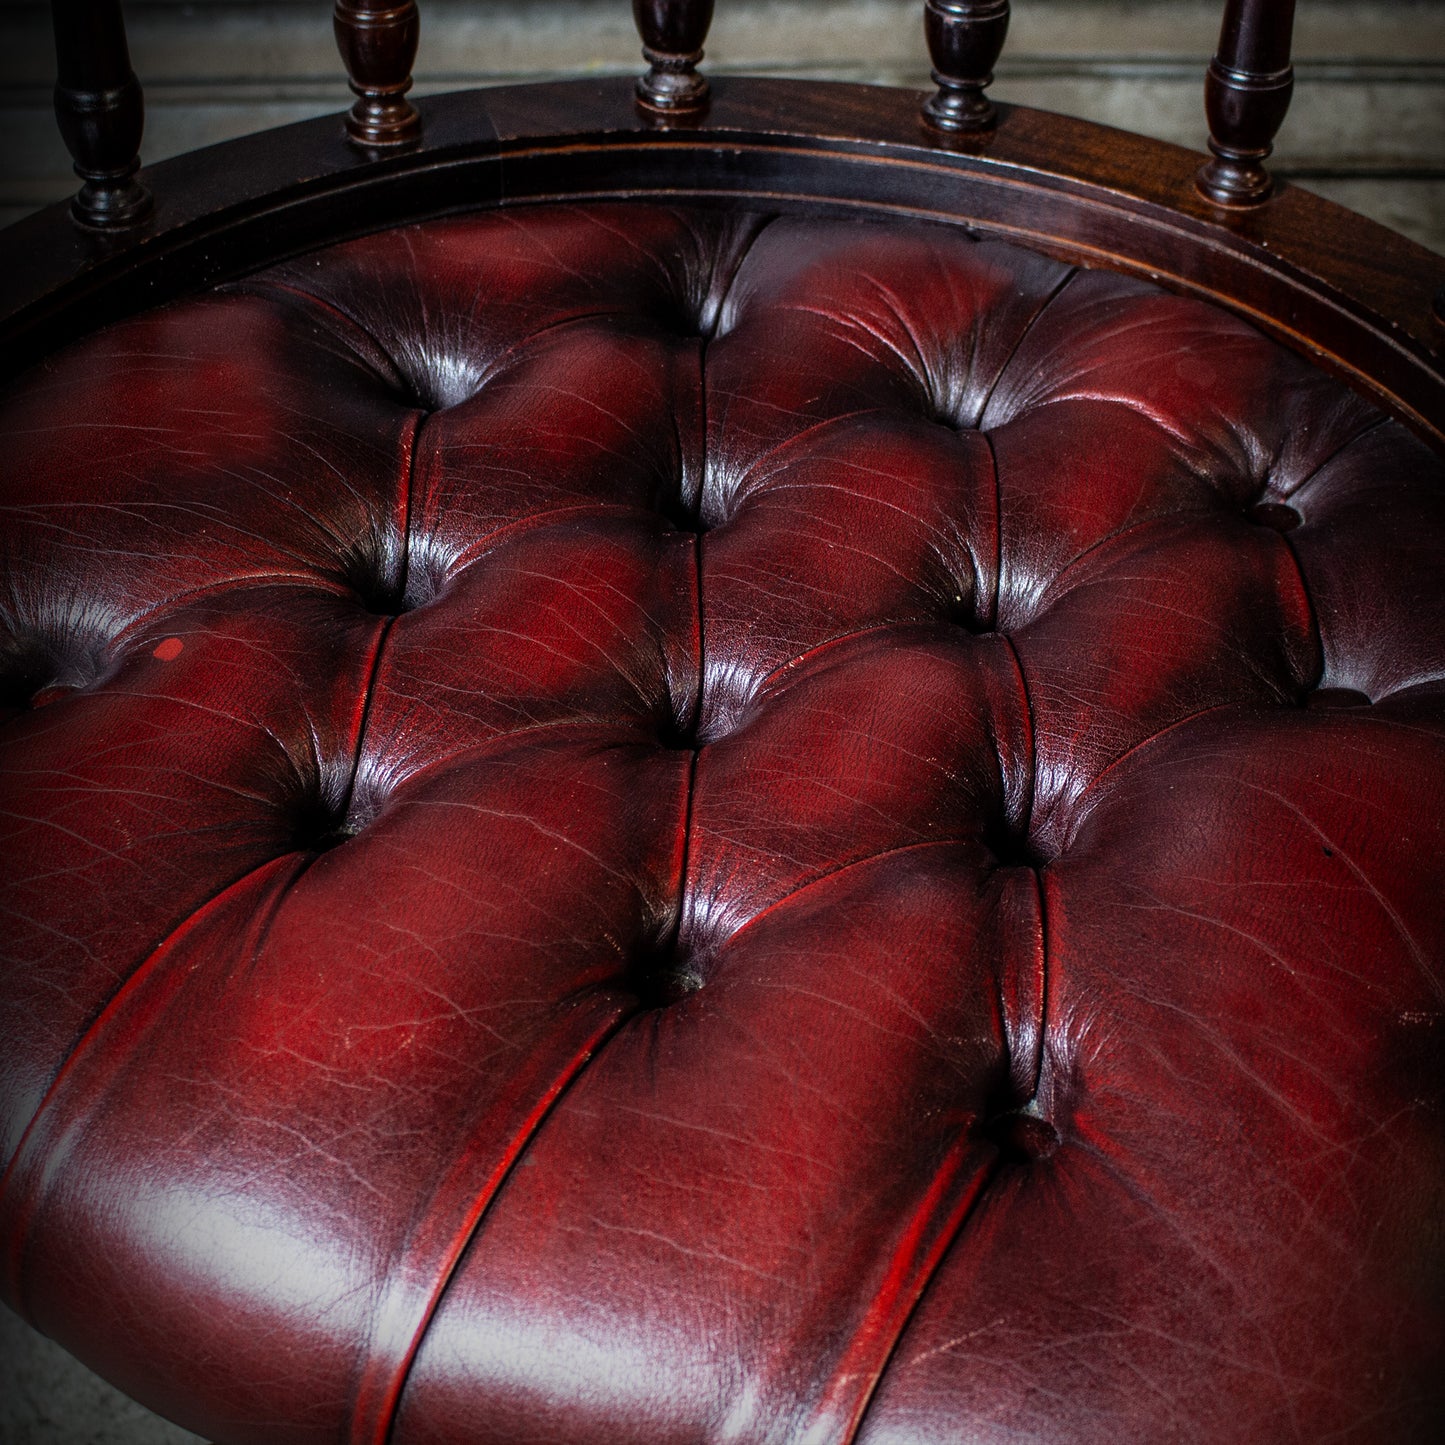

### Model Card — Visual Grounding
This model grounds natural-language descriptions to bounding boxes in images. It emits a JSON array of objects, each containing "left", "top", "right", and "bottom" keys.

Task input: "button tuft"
[
  {"left": 655, "top": 713, "right": 698, "bottom": 753},
  {"left": 0, "top": 657, "right": 59, "bottom": 713},
  {"left": 655, "top": 488, "right": 706, "bottom": 535},
  {"left": 285, "top": 790, "right": 360, "bottom": 855},
  {"left": 0, "top": 626, "right": 111, "bottom": 717},
  {"left": 986, "top": 1110, "right": 1061, "bottom": 1164},
  {"left": 338, "top": 540, "right": 411, "bottom": 617},
  {"left": 946, "top": 591, "right": 993, "bottom": 635},
  {"left": 627, "top": 929, "right": 703, "bottom": 1009},
  {"left": 658, "top": 300, "right": 711, "bottom": 342},
  {"left": 1246, "top": 501, "right": 1301, "bottom": 533},
  {"left": 1307, "top": 686, "right": 1372, "bottom": 709},
  {"left": 981, "top": 814, "right": 1043, "bottom": 870}
]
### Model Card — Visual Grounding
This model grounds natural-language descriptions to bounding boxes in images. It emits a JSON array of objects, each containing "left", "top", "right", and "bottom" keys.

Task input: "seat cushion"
[{"left": 1, "top": 203, "right": 1442, "bottom": 1445}]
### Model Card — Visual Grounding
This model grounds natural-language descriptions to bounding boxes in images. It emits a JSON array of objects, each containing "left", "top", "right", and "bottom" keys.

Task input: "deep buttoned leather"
[{"left": 1, "top": 204, "right": 1441, "bottom": 1444}]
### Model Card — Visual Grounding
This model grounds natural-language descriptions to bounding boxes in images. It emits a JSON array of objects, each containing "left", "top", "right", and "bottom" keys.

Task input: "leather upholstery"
[{"left": 1, "top": 203, "right": 1441, "bottom": 1444}]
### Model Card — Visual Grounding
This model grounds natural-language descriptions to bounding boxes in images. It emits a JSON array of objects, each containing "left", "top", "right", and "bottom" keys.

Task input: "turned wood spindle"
[
  {"left": 1197, "top": 0, "right": 1297, "bottom": 205},
  {"left": 633, "top": 0, "right": 715, "bottom": 112},
  {"left": 51, "top": 0, "right": 152, "bottom": 229},
  {"left": 334, "top": 0, "right": 421, "bottom": 148},
  {"left": 923, "top": 0, "right": 1011, "bottom": 133}
]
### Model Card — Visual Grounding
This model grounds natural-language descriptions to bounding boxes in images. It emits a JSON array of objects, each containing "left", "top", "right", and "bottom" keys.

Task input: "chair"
[{"left": 2, "top": 2, "right": 1442, "bottom": 1440}]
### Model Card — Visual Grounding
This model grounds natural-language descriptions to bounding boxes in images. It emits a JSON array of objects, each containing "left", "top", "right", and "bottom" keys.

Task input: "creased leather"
[{"left": 0, "top": 203, "right": 1440, "bottom": 1445}]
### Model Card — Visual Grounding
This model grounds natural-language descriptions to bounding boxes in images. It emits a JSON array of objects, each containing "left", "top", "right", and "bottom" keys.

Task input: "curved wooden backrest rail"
[{"left": 11, "top": 2, "right": 1444, "bottom": 444}]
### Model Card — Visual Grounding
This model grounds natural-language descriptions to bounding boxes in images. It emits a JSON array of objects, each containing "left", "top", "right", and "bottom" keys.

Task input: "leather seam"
[
  {"left": 101, "top": 573, "right": 368, "bottom": 648},
  {"left": 1027, "top": 863, "right": 1051, "bottom": 1106},
  {"left": 1037, "top": 507, "right": 1196, "bottom": 604},
  {"left": 1000, "top": 631, "right": 1038, "bottom": 845},
  {"left": 1276, "top": 528, "right": 1326, "bottom": 697},
  {"left": 336, "top": 406, "right": 419, "bottom": 826},
  {"left": 366, "top": 1001, "right": 638, "bottom": 1445},
  {"left": 363, "top": 718, "right": 666, "bottom": 798},
  {"left": 983, "top": 426, "right": 1003, "bottom": 631},
  {"left": 441, "top": 310, "right": 650, "bottom": 405},
  {"left": 436, "top": 501, "right": 670, "bottom": 588},
  {"left": 1273, "top": 413, "right": 1390, "bottom": 502},
  {"left": 1271, "top": 414, "right": 1384, "bottom": 695},
  {"left": 708, "top": 212, "right": 778, "bottom": 343},
  {"left": 667, "top": 744, "right": 701, "bottom": 974},
  {"left": 0, "top": 852, "right": 311, "bottom": 1316},
  {"left": 396, "top": 407, "right": 423, "bottom": 607},
  {"left": 675, "top": 525, "right": 703, "bottom": 962},
  {"left": 833, "top": 1150, "right": 1003, "bottom": 1445},
  {"left": 724, "top": 408, "right": 884, "bottom": 508},
  {"left": 748, "top": 618, "right": 953, "bottom": 705}
]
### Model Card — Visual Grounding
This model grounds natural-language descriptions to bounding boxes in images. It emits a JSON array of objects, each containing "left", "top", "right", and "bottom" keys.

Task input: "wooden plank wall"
[{"left": 0, "top": 0, "right": 1442, "bottom": 250}]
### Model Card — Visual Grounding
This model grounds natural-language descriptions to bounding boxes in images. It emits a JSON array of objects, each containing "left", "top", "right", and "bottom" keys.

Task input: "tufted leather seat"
[{"left": 1, "top": 203, "right": 1442, "bottom": 1444}]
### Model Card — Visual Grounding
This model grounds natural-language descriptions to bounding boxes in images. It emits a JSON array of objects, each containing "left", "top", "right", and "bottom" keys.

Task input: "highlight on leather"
[{"left": 1, "top": 203, "right": 1441, "bottom": 1444}]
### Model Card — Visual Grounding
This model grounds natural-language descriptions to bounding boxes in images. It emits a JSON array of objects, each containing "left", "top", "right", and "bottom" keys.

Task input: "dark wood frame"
[{"left": 4, "top": 14, "right": 1443, "bottom": 446}]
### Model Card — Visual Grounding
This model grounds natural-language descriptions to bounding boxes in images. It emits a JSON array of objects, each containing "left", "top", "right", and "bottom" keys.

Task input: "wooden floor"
[{"left": 0, "top": 3, "right": 1441, "bottom": 1443}]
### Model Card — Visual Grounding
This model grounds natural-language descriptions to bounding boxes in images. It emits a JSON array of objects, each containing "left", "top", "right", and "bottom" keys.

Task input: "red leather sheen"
[{"left": 1, "top": 204, "right": 1442, "bottom": 1443}]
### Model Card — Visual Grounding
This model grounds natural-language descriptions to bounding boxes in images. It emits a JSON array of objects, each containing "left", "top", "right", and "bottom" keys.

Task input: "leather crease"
[
  {"left": 5, "top": 200, "right": 1440, "bottom": 1445},
  {"left": 0, "top": 852, "right": 312, "bottom": 1317},
  {"left": 350, "top": 998, "right": 635, "bottom": 1445},
  {"left": 367, "top": 256, "right": 715, "bottom": 1445}
]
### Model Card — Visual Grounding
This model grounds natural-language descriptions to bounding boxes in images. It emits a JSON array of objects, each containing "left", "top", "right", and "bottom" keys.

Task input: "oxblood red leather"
[{"left": 1, "top": 204, "right": 1442, "bottom": 1444}]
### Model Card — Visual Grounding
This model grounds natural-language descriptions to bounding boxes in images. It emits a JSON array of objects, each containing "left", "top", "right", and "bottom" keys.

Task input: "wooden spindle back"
[
  {"left": 45, "top": 0, "right": 1305, "bottom": 227},
  {"left": 50, "top": 0, "right": 151, "bottom": 228},
  {"left": 633, "top": 0, "right": 716, "bottom": 112},
  {"left": 334, "top": 0, "right": 422, "bottom": 148},
  {"left": 923, "top": 1, "right": 1012, "bottom": 133},
  {"left": 1197, "top": 0, "right": 1299, "bottom": 204}
]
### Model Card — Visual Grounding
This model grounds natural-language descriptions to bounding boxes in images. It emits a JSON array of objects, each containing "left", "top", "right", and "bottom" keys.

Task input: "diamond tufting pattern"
[{"left": 0, "top": 204, "right": 1442, "bottom": 1444}]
